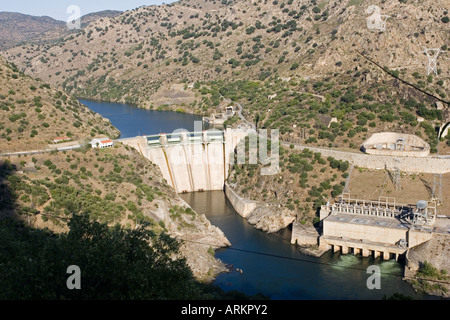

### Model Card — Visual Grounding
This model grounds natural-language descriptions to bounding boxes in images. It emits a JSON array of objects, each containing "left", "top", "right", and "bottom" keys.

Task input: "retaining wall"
[
  {"left": 290, "top": 144, "right": 450, "bottom": 174},
  {"left": 224, "top": 183, "right": 259, "bottom": 218}
]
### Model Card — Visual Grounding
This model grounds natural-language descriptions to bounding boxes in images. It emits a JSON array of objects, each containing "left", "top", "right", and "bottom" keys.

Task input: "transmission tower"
[
  {"left": 393, "top": 167, "right": 401, "bottom": 191},
  {"left": 421, "top": 48, "right": 441, "bottom": 76},
  {"left": 432, "top": 173, "right": 443, "bottom": 204},
  {"left": 392, "top": 159, "right": 401, "bottom": 191}
]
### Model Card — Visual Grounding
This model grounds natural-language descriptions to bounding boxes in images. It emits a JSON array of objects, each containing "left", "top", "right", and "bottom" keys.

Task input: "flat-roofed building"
[{"left": 90, "top": 138, "right": 114, "bottom": 149}]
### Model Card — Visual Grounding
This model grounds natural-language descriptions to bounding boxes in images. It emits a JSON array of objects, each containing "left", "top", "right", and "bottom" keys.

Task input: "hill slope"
[
  {"left": 0, "top": 57, "right": 120, "bottom": 153},
  {"left": 3, "top": 0, "right": 448, "bottom": 106},
  {"left": 0, "top": 11, "right": 122, "bottom": 51},
  {"left": 0, "top": 12, "right": 64, "bottom": 50},
  {"left": 0, "top": 56, "right": 230, "bottom": 281},
  {"left": 0, "top": 143, "right": 229, "bottom": 281}
]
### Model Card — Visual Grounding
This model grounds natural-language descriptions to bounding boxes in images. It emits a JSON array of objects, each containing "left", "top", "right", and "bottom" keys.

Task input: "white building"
[
  {"left": 90, "top": 138, "right": 114, "bottom": 149},
  {"left": 53, "top": 137, "right": 71, "bottom": 144}
]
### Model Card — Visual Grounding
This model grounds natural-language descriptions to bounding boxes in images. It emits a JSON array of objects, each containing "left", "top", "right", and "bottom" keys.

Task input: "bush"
[{"left": 246, "top": 26, "right": 256, "bottom": 34}]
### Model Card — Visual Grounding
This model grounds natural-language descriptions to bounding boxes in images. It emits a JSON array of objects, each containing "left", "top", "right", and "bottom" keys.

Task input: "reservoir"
[
  {"left": 80, "top": 99, "right": 204, "bottom": 138},
  {"left": 81, "top": 99, "right": 435, "bottom": 300}
]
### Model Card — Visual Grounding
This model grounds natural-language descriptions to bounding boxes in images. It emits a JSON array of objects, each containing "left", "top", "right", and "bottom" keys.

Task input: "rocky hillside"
[
  {"left": 0, "top": 11, "right": 122, "bottom": 51},
  {"left": 228, "top": 135, "right": 350, "bottom": 227},
  {"left": 407, "top": 234, "right": 450, "bottom": 297},
  {"left": 2, "top": 0, "right": 448, "bottom": 155},
  {"left": 0, "top": 12, "right": 64, "bottom": 50},
  {"left": 2, "top": 0, "right": 448, "bottom": 107},
  {"left": 0, "top": 57, "right": 120, "bottom": 153},
  {"left": 0, "top": 55, "right": 229, "bottom": 281}
]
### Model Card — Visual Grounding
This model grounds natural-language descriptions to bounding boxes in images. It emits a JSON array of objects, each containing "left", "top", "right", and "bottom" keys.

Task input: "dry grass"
[{"left": 347, "top": 168, "right": 450, "bottom": 216}]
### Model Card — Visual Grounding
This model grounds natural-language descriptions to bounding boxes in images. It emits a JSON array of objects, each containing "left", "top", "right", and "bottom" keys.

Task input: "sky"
[{"left": 0, "top": 0, "right": 177, "bottom": 21}]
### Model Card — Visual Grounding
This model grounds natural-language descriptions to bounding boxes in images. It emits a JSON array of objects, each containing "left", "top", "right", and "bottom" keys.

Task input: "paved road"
[
  {"left": 0, "top": 144, "right": 81, "bottom": 157},
  {"left": 221, "top": 95, "right": 256, "bottom": 130}
]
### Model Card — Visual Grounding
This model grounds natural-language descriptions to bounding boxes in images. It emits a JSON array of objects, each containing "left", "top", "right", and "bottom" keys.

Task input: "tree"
[{"left": 0, "top": 214, "right": 202, "bottom": 300}]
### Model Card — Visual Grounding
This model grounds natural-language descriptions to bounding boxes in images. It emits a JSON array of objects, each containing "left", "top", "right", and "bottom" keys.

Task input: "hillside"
[
  {"left": 0, "top": 0, "right": 448, "bottom": 298},
  {"left": 0, "top": 57, "right": 120, "bottom": 153},
  {"left": 0, "top": 55, "right": 230, "bottom": 281},
  {"left": 0, "top": 12, "right": 64, "bottom": 50},
  {"left": 3, "top": 0, "right": 448, "bottom": 154},
  {"left": 79, "top": 10, "right": 124, "bottom": 27},
  {"left": 228, "top": 135, "right": 350, "bottom": 227},
  {"left": 0, "top": 11, "right": 122, "bottom": 51},
  {"left": 407, "top": 234, "right": 450, "bottom": 297},
  {"left": 0, "top": 143, "right": 229, "bottom": 281},
  {"left": 3, "top": 0, "right": 448, "bottom": 104}
]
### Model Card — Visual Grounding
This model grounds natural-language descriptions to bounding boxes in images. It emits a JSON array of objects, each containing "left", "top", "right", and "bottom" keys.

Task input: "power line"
[
  {"left": 355, "top": 50, "right": 450, "bottom": 106},
  {"left": 177, "top": 237, "right": 450, "bottom": 286},
  {"left": 15, "top": 213, "right": 449, "bottom": 286}
]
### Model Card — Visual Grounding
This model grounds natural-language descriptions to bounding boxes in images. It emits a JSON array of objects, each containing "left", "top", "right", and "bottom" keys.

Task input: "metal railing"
[{"left": 145, "top": 131, "right": 225, "bottom": 147}]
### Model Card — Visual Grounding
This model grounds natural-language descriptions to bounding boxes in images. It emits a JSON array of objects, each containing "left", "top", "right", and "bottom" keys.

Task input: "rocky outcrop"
[
  {"left": 407, "top": 233, "right": 450, "bottom": 275},
  {"left": 405, "top": 232, "right": 450, "bottom": 298},
  {"left": 167, "top": 197, "right": 231, "bottom": 282},
  {"left": 225, "top": 183, "right": 296, "bottom": 233},
  {"left": 246, "top": 205, "right": 297, "bottom": 233},
  {"left": 170, "top": 226, "right": 230, "bottom": 283}
]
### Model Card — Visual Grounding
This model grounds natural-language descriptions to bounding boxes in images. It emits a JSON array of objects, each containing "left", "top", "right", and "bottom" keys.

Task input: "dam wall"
[
  {"left": 150, "top": 143, "right": 226, "bottom": 193},
  {"left": 120, "top": 129, "right": 249, "bottom": 193}
]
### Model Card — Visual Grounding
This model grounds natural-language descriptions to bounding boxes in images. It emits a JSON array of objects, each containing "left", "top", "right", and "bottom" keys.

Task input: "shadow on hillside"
[
  {"left": 0, "top": 159, "right": 265, "bottom": 301},
  {"left": 0, "top": 159, "right": 19, "bottom": 220}
]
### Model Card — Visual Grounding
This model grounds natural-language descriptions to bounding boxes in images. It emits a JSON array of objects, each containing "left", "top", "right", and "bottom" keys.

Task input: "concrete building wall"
[
  {"left": 291, "top": 222, "right": 320, "bottom": 246},
  {"left": 323, "top": 220, "right": 408, "bottom": 245},
  {"left": 408, "top": 229, "right": 433, "bottom": 248},
  {"left": 319, "top": 236, "right": 406, "bottom": 259},
  {"left": 319, "top": 217, "right": 435, "bottom": 260}
]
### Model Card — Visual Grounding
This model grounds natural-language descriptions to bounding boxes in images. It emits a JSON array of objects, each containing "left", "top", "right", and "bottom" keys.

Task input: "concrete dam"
[{"left": 120, "top": 129, "right": 249, "bottom": 193}]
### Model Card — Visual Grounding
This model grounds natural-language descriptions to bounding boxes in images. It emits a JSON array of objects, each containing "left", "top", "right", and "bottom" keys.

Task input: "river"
[{"left": 81, "top": 99, "right": 435, "bottom": 300}]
